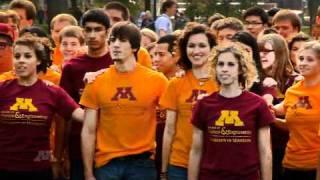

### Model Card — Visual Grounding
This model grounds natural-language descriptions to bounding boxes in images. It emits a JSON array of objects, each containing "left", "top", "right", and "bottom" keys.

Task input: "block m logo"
[
  {"left": 185, "top": 89, "right": 207, "bottom": 103},
  {"left": 215, "top": 110, "right": 244, "bottom": 126},
  {"left": 10, "top": 98, "right": 38, "bottom": 112},
  {"left": 111, "top": 87, "right": 137, "bottom": 101}
]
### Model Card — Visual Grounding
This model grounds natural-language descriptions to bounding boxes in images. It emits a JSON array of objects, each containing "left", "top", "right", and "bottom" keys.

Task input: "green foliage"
[
  {"left": 184, "top": 0, "right": 259, "bottom": 21},
  {"left": 0, "top": 0, "right": 10, "bottom": 7},
  {"left": 94, "top": 0, "right": 144, "bottom": 18}
]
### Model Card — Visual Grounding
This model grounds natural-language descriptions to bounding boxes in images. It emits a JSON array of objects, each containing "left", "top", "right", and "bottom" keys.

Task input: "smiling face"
[
  {"left": 186, "top": 33, "right": 211, "bottom": 68},
  {"left": 13, "top": 44, "right": 39, "bottom": 79},
  {"left": 60, "top": 36, "right": 82, "bottom": 61},
  {"left": 297, "top": 49, "right": 320, "bottom": 78},
  {"left": 216, "top": 51, "right": 240, "bottom": 86}
]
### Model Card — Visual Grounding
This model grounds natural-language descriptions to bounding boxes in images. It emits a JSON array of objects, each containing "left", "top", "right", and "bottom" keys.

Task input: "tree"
[
  {"left": 184, "top": 0, "right": 259, "bottom": 21},
  {"left": 309, "top": 0, "right": 320, "bottom": 26},
  {"left": 46, "top": 0, "right": 69, "bottom": 26},
  {"left": 94, "top": 0, "right": 144, "bottom": 18}
]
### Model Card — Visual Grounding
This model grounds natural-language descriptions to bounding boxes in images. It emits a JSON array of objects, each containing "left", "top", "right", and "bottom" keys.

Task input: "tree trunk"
[
  {"left": 46, "top": 0, "right": 69, "bottom": 27},
  {"left": 309, "top": 0, "right": 320, "bottom": 30},
  {"left": 145, "top": 0, "right": 150, "bottom": 11}
]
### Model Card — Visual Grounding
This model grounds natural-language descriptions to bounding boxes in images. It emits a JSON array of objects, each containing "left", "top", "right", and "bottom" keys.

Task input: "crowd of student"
[{"left": 0, "top": 0, "right": 320, "bottom": 180}]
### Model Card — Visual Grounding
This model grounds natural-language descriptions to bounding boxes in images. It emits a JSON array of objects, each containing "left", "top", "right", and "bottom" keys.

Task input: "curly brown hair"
[
  {"left": 178, "top": 23, "right": 216, "bottom": 70},
  {"left": 14, "top": 34, "right": 52, "bottom": 73}
]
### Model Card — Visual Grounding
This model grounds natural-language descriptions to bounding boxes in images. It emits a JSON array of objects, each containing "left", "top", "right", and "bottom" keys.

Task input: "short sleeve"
[
  {"left": 155, "top": 73, "right": 169, "bottom": 105},
  {"left": 137, "top": 48, "right": 152, "bottom": 69},
  {"left": 159, "top": 78, "right": 178, "bottom": 110},
  {"left": 79, "top": 82, "right": 99, "bottom": 110},
  {"left": 257, "top": 99, "right": 275, "bottom": 128},
  {"left": 261, "top": 86, "right": 277, "bottom": 97},
  {"left": 191, "top": 100, "right": 206, "bottom": 130},
  {"left": 55, "top": 87, "right": 80, "bottom": 120},
  {"left": 156, "top": 16, "right": 169, "bottom": 32},
  {"left": 282, "top": 89, "right": 292, "bottom": 113}
]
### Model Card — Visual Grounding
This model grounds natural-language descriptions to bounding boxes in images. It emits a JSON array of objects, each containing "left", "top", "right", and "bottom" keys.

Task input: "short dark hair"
[
  {"left": 20, "top": 25, "right": 48, "bottom": 38},
  {"left": 81, "top": 9, "right": 110, "bottom": 30},
  {"left": 179, "top": 24, "right": 216, "bottom": 70},
  {"left": 243, "top": 6, "right": 269, "bottom": 24},
  {"left": 104, "top": 1, "right": 130, "bottom": 21},
  {"left": 108, "top": 22, "right": 141, "bottom": 59},
  {"left": 160, "top": 0, "right": 177, "bottom": 14},
  {"left": 268, "top": 7, "right": 280, "bottom": 17},
  {"left": 157, "top": 34, "right": 177, "bottom": 54},
  {"left": 9, "top": 0, "right": 36, "bottom": 20},
  {"left": 14, "top": 35, "right": 52, "bottom": 73},
  {"left": 288, "top": 33, "right": 311, "bottom": 51}
]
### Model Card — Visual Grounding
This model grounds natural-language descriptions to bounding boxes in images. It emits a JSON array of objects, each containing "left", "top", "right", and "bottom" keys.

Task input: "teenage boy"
[
  {"left": 59, "top": 9, "right": 113, "bottom": 180},
  {"left": 80, "top": 22, "right": 168, "bottom": 180}
]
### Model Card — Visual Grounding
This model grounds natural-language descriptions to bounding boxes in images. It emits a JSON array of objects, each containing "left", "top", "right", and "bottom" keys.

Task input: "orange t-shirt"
[
  {"left": 52, "top": 45, "right": 64, "bottom": 67},
  {"left": 159, "top": 70, "right": 218, "bottom": 168},
  {"left": 0, "top": 69, "right": 61, "bottom": 85},
  {"left": 80, "top": 64, "right": 168, "bottom": 167},
  {"left": 283, "top": 80, "right": 320, "bottom": 169},
  {"left": 0, "top": 71, "right": 15, "bottom": 82},
  {"left": 0, "top": 48, "right": 13, "bottom": 74},
  {"left": 137, "top": 47, "right": 152, "bottom": 69}
]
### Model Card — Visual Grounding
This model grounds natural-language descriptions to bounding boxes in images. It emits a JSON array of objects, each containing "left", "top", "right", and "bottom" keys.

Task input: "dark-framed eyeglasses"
[{"left": 244, "top": 21, "right": 264, "bottom": 26}]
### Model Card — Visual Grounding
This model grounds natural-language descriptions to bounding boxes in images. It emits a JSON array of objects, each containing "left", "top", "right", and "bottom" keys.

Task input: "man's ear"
[{"left": 316, "top": 16, "right": 320, "bottom": 25}]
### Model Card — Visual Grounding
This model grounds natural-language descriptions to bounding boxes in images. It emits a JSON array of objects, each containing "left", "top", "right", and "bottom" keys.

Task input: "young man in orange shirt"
[
  {"left": 80, "top": 22, "right": 168, "bottom": 180},
  {"left": 50, "top": 14, "right": 78, "bottom": 70}
]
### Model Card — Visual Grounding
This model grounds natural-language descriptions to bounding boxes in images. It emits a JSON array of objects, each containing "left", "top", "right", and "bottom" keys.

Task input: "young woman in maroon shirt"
[
  {"left": 0, "top": 35, "right": 83, "bottom": 180},
  {"left": 188, "top": 45, "right": 274, "bottom": 180}
]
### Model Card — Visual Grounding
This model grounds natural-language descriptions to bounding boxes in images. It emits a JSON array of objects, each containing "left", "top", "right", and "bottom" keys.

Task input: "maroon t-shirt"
[
  {"left": 0, "top": 79, "right": 79, "bottom": 171},
  {"left": 191, "top": 91, "right": 274, "bottom": 180},
  {"left": 59, "top": 53, "right": 113, "bottom": 160}
]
